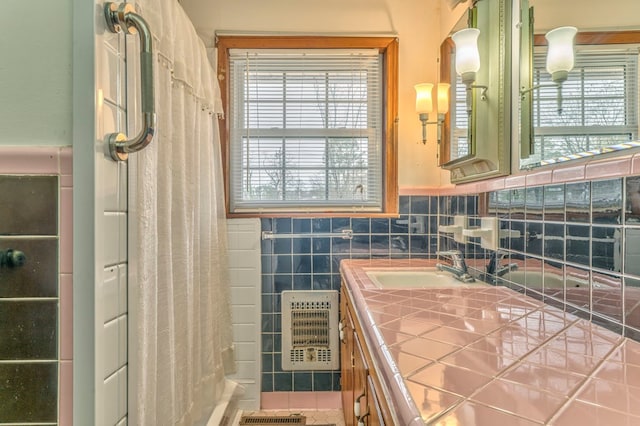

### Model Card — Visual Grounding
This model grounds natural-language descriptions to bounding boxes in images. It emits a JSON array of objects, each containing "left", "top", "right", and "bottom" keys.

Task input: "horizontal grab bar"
[{"left": 261, "top": 229, "right": 353, "bottom": 240}]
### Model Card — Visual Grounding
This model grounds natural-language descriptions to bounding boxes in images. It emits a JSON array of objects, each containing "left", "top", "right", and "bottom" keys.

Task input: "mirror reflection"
[
  {"left": 520, "top": 0, "right": 640, "bottom": 168},
  {"left": 441, "top": 9, "right": 473, "bottom": 164},
  {"left": 439, "top": 0, "right": 512, "bottom": 183}
]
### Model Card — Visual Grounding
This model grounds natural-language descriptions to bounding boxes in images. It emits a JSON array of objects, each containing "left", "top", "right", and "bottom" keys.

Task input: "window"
[
  {"left": 217, "top": 37, "right": 398, "bottom": 215},
  {"left": 450, "top": 72, "right": 470, "bottom": 160},
  {"left": 530, "top": 46, "right": 639, "bottom": 162}
]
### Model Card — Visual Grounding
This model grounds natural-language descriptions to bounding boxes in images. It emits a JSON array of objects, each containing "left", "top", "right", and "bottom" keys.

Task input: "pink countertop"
[{"left": 340, "top": 259, "right": 640, "bottom": 425}]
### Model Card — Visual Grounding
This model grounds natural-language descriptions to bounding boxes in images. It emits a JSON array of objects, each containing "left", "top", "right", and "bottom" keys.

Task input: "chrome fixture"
[
  {"left": 104, "top": 2, "right": 156, "bottom": 161},
  {"left": 261, "top": 229, "right": 353, "bottom": 240},
  {"left": 0, "top": 249, "right": 26, "bottom": 269},
  {"left": 436, "top": 250, "right": 475, "bottom": 283},
  {"left": 486, "top": 250, "right": 518, "bottom": 277},
  {"left": 396, "top": 216, "right": 425, "bottom": 233}
]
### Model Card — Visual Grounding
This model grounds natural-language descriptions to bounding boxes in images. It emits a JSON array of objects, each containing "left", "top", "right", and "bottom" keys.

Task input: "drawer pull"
[
  {"left": 354, "top": 392, "right": 365, "bottom": 417},
  {"left": 357, "top": 411, "right": 370, "bottom": 426}
]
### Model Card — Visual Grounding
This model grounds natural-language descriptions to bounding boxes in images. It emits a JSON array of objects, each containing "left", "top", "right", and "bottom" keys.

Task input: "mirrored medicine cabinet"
[
  {"left": 439, "top": 0, "right": 512, "bottom": 184},
  {"left": 518, "top": 0, "right": 640, "bottom": 169},
  {"left": 438, "top": 0, "right": 640, "bottom": 182}
]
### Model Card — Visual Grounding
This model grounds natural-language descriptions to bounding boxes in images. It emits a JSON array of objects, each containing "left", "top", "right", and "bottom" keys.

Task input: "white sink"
[
  {"left": 365, "top": 268, "right": 488, "bottom": 289},
  {"left": 500, "top": 270, "right": 589, "bottom": 289}
]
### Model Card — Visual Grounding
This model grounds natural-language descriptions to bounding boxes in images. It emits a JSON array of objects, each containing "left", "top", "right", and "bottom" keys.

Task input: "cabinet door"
[
  {"left": 340, "top": 291, "right": 355, "bottom": 425},
  {"left": 353, "top": 332, "right": 369, "bottom": 424},
  {"left": 366, "top": 376, "right": 385, "bottom": 426}
]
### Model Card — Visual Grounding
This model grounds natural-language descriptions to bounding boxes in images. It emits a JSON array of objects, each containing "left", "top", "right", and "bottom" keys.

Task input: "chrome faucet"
[
  {"left": 486, "top": 250, "right": 518, "bottom": 277},
  {"left": 436, "top": 250, "right": 475, "bottom": 283}
]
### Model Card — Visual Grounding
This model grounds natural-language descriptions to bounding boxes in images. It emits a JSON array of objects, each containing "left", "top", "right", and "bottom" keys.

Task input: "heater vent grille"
[
  {"left": 281, "top": 290, "right": 339, "bottom": 370},
  {"left": 239, "top": 415, "right": 306, "bottom": 425}
]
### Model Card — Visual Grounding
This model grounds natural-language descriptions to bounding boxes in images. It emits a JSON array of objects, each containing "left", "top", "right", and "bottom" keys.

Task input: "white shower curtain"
[{"left": 128, "top": 1, "right": 235, "bottom": 424}]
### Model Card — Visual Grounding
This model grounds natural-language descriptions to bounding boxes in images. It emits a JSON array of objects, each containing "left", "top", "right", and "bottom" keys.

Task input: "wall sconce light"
[
  {"left": 451, "top": 28, "right": 488, "bottom": 109},
  {"left": 521, "top": 26, "right": 577, "bottom": 114},
  {"left": 415, "top": 83, "right": 450, "bottom": 145},
  {"left": 545, "top": 26, "right": 577, "bottom": 84}
]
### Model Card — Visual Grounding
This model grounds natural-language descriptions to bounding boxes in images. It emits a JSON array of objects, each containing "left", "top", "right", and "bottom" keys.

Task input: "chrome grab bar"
[
  {"left": 104, "top": 2, "right": 156, "bottom": 161},
  {"left": 261, "top": 229, "right": 353, "bottom": 240}
]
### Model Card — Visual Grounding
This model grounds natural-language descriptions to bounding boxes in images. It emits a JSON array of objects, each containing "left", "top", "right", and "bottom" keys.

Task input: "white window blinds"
[
  {"left": 228, "top": 49, "right": 383, "bottom": 212},
  {"left": 532, "top": 47, "right": 639, "bottom": 161},
  {"left": 450, "top": 71, "right": 470, "bottom": 160}
]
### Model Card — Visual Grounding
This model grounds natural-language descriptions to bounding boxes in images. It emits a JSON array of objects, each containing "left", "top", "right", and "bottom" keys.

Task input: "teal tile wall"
[
  {"left": 261, "top": 177, "right": 640, "bottom": 393},
  {"left": 259, "top": 195, "right": 458, "bottom": 392},
  {"left": 472, "top": 176, "right": 640, "bottom": 339}
]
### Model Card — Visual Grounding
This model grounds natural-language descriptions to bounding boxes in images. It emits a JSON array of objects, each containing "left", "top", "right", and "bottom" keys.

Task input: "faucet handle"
[
  {"left": 437, "top": 250, "right": 463, "bottom": 258},
  {"left": 436, "top": 250, "right": 464, "bottom": 261},
  {"left": 494, "top": 249, "right": 508, "bottom": 259}
]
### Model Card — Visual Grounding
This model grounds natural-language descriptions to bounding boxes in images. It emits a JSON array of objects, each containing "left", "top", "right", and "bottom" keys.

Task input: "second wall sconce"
[
  {"left": 545, "top": 26, "right": 577, "bottom": 84},
  {"left": 415, "top": 82, "right": 450, "bottom": 144},
  {"left": 521, "top": 26, "right": 577, "bottom": 114}
]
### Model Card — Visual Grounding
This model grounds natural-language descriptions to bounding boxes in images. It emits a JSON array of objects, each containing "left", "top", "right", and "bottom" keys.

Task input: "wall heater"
[{"left": 281, "top": 290, "right": 339, "bottom": 370}]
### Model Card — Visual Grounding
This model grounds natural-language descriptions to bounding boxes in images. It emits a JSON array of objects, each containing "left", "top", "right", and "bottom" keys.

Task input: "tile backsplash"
[
  {"left": 261, "top": 175, "right": 640, "bottom": 393},
  {"left": 259, "top": 195, "right": 448, "bottom": 392},
  {"left": 471, "top": 176, "right": 640, "bottom": 338}
]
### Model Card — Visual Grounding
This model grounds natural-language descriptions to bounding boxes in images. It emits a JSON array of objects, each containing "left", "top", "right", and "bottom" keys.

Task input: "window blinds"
[
  {"left": 451, "top": 73, "right": 470, "bottom": 160},
  {"left": 228, "top": 49, "right": 383, "bottom": 212},
  {"left": 532, "top": 47, "right": 639, "bottom": 161}
]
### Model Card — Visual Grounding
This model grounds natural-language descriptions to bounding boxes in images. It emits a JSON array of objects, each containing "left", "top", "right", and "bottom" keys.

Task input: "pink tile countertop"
[{"left": 340, "top": 259, "right": 640, "bottom": 426}]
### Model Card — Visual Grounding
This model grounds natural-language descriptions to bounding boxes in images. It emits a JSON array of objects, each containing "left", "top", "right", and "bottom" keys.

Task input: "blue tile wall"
[
  {"left": 261, "top": 176, "right": 640, "bottom": 393},
  {"left": 477, "top": 176, "right": 640, "bottom": 339},
  {"left": 260, "top": 195, "right": 441, "bottom": 392}
]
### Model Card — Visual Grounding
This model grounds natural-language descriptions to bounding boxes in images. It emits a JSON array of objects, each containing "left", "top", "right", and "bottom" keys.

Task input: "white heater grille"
[{"left": 281, "top": 290, "right": 339, "bottom": 370}]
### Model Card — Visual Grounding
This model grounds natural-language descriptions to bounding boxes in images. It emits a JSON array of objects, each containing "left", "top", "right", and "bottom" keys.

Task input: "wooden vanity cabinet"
[{"left": 340, "top": 286, "right": 389, "bottom": 426}]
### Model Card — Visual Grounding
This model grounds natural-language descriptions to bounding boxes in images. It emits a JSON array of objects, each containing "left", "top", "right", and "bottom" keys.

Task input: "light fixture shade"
[
  {"left": 414, "top": 83, "right": 434, "bottom": 114},
  {"left": 452, "top": 28, "right": 481, "bottom": 78},
  {"left": 437, "top": 83, "right": 450, "bottom": 114},
  {"left": 545, "top": 26, "right": 577, "bottom": 83}
]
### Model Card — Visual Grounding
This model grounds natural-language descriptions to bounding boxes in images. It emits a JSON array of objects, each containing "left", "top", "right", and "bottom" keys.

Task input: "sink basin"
[
  {"left": 365, "top": 268, "right": 488, "bottom": 289},
  {"left": 500, "top": 270, "right": 588, "bottom": 289}
]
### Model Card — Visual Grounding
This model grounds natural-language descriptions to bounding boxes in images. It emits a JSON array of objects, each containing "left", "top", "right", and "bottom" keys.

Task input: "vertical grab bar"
[{"left": 104, "top": 2, "right": 156, "bottom": 161}]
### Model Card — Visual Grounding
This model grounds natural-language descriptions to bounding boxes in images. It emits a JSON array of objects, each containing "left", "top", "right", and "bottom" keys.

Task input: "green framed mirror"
[
  {"left": 440, "top": 0, "right": 512, "bottom": 183},
  {"left": 519, "top": 0, "right": 640, "bottom": 169}
]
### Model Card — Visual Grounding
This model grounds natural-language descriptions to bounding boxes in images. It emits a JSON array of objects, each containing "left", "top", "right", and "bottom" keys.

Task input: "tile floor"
[{"left": 240, "top": 409, "right": 345, "bottom": 426}]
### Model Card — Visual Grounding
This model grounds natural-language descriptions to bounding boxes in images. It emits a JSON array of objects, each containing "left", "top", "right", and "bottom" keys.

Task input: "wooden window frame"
[{"left": 216, "top": 36, "right": 399, "bottom": 218}]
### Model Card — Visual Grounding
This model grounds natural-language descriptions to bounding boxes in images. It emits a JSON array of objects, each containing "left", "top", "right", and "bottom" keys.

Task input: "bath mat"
[{"left": 239, "top": 414, "right": 306, "bottom": 425}]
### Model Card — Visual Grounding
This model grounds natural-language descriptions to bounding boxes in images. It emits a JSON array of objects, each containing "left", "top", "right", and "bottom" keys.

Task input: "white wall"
[
  {"left": 97, "top": 27, "right": 130, "bottom": 426},
  {"left": 0, "top": 0, "right": 72, "bottom": 146},
  {"left": 73, "top": 1, "right": 129, "bottom": 425},
  {"left": 181, "top": 0, "right": 454, "bottom": 188},
  {"left": 226, "top": 218, "right": 263, "bottom": 410}
]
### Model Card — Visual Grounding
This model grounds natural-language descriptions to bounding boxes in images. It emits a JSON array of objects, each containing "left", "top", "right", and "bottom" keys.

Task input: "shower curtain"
[{"left": 127, "top": 0, "right": 235, "bottom": 424}]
